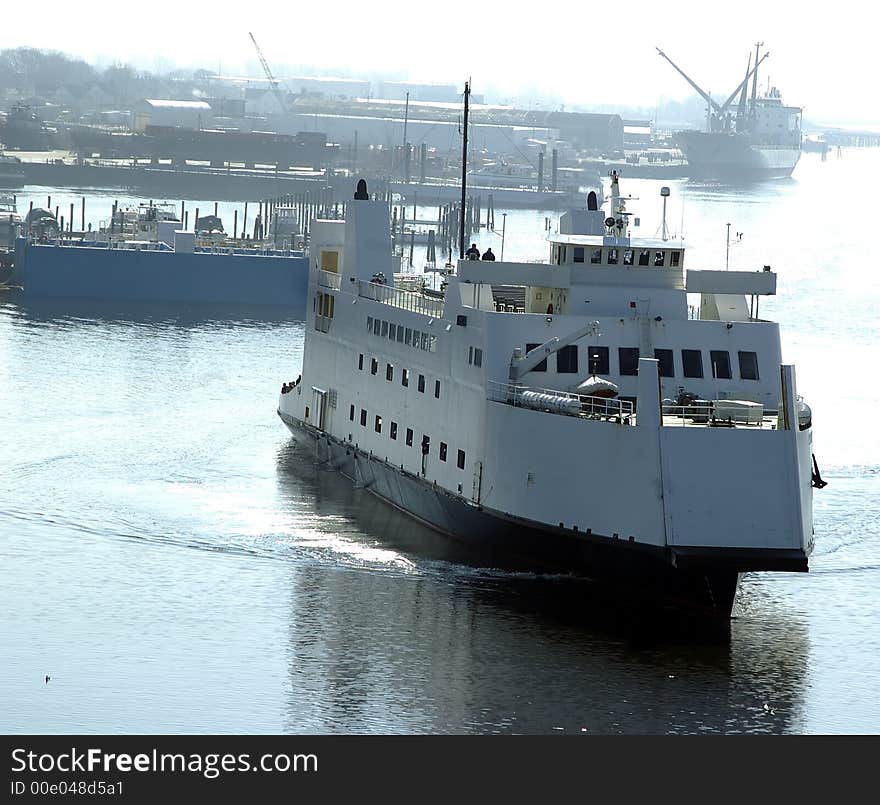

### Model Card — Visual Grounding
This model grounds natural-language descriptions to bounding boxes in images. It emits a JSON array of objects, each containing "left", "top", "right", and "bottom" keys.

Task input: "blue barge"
[{"left": 12, "top": 232, "right": 309, "bottom": 308}]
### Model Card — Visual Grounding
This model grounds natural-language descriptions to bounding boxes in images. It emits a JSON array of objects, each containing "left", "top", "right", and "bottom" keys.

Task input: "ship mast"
[
  {"left": 749, "top": 42, "right": 764, "bottom": 128},
  {"left": 459, "top": 81, "right": 470, "bottom": 261}
]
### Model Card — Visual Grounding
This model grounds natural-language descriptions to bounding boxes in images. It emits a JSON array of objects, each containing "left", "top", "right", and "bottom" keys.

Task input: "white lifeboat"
[{"left": 575, "top": 376, "right": 620, "bottom": 399}]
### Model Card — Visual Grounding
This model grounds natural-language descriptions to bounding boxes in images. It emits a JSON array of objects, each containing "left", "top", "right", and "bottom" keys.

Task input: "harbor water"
[{"left": 1, "top": 149, "right": 879, "bottom": 734}]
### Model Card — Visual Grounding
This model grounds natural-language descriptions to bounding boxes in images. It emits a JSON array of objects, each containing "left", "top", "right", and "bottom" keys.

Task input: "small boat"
[{"left": 575, "top": 375, "right": 620, "bottom": 398}]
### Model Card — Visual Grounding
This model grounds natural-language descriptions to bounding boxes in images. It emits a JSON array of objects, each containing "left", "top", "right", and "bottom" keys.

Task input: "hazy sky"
[{"left": 0, "top": 0, "right": 874, "bottom": 125}]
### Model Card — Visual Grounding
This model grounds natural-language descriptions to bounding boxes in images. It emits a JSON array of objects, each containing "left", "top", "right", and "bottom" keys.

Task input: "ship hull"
[
  {"left": 677, "top": 131, "right": 801, "bottom": 180},
  {"left": 280, "top": 410, "right": 747, "bottom": 621}
]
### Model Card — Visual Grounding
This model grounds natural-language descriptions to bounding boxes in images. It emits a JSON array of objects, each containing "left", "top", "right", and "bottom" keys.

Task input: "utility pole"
[
  {"left": 401, "top": 91, "right": 409, "bottom": 182},
  {"left": 726, "top": 222, "right": 731, "bottom": 270}
]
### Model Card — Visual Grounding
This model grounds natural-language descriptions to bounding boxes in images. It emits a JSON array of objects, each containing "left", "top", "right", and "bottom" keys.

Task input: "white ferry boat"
[{"left": 277, "top": 172, "right": 824, "bottom": 619}]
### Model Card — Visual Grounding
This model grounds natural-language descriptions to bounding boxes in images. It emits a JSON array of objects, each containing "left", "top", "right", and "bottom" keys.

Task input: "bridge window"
[
  {"left": 682, "top": 349, "right": 704, "bottom": 378},
  {"left": 367, "top": 316, "right": 373, "bottom": 333},
  {"left": 654, "top": 348, "right": 675, "bottom": 377},
  {"left": 670, "top": 251, "right": 681, "bottom": 267},
  {"left": 638, "top": 249, "right": 650, "bottom": 266},
  {"left": 396, "top": 327, "right": 404, "bottom": 343},
  {"left": 573, "top": 246, "right": 585, "bottom": 263},
  {"left": 654, "top": 250, "right": 666, "bottom": 267},
  {"left": 738, "top": 351, "right": 760, "bottom": 380},
  {"left": 590, "top": 249, "right": 602, "bottom": 264},
  {"left": 623, "top": 249, "right": 634, "bottom": 266},
  {"left": 607, "top": 248, "right": 618, "bottom": 265},
  {"left": 556, "top": 345, "right": 579, "bottom": 373},
  {"left": 618, "top": 347, "right": 640, "bottom": 376},
  {"left": 381, "top": 320, "right": 388, "bottom": 337},
  {"left": 710, "top": 350, "right": 731, "bottom": 379},
  {"left": 389, "top": 323, "right": 396, "bottom": 340},
  {"left": 588, "top": 346, "right": 610, "bottom": 375},
  {"left": 405, "top": 328, "right": 412, "bottom": 346},
  {"left": 526, "top": 343, "right": 547, "bottom": 372}
]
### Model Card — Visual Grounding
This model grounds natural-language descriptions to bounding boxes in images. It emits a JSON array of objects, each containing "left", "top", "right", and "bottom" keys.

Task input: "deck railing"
[
  {"left": 487, "top": 381, "right": 634, "bottom": 424},
  {"left": 357, "top": 279, "right": 445, "bottom": 317},
  {"left": 661, "top": 401, "right": 778, "bottom": 429},
  {"left": 318, "top": 269, "right": 342, "bottom": 290}
]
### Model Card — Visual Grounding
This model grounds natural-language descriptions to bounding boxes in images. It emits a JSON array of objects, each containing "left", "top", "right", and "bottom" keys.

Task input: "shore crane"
[{"left": 248, "top": 32, "right": 289, "bottom": 114}]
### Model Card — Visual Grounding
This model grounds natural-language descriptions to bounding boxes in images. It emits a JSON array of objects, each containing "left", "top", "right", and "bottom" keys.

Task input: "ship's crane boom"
[
  {"left": 718, "top": 52, "right": 769, "bottom": 116},
  {"left": 656, "top": 46, "right": 770, "bottom": 132},
  {"left": 656, "top": 47, "right": 723, "bottom": 117},
  {"left": 510, "top": 322, "right": 601, "bottom": 381},
  {"left": 249, "top": 32, "right": 288, "bottom": 114}
]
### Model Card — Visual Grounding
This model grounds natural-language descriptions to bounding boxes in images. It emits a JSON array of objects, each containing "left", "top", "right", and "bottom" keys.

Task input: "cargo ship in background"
[{"left": 658, "top": 43, "right": 802, "bottom": 181}]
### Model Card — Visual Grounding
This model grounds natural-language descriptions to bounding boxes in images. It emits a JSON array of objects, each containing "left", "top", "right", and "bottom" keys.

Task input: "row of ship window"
[
  {"left": 349, "top": 404, "right": 467, "bottom": 469},
  {"left": 554, "top": 245, "right": 681, "bottom": 268},
  {"left": 367, "top": 315, "right": 438, "bottom": 353},
  {"left": 526, "top": 344, "right": 760, "bottom": 381},
  {"left": 358, "top": 353, "right": 443, "bottom": 397}
]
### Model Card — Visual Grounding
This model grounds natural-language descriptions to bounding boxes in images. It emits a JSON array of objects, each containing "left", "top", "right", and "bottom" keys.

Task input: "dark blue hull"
[
  {"left": 279, "top": 411, "right": 743, "bottom": 621},
  {"left": 13, "top": 238, "right": 308, "bottom": 308}
]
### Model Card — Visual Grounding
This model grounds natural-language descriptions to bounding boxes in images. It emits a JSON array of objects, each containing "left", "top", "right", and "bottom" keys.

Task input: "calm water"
[{"left": 1, "top": 150, "right": 879, "bottom": 734}]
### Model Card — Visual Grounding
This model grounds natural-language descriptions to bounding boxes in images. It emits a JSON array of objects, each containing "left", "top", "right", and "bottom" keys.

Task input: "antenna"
[
  {"left": 458, "top": 80, "right": 470, "bottom": 261},
  {"left": 660, "top": 186, "right": 670, "bottom": 241}
]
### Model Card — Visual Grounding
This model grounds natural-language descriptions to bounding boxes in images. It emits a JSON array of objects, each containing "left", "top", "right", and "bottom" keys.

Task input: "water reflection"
[
  {"left": 3, "top": 296, "right": 304, "bottom": 328},
  {"left": 275, "top": 440, "right": 809, "bottom": 734}
]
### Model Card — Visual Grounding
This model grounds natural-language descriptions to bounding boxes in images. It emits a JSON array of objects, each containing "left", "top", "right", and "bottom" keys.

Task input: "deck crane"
[
  {"left": 656, "top": 46, "right": 769, "bottom": 133},
  {"left": 249, "top": 32, "right": 289, "bottom": 114}
]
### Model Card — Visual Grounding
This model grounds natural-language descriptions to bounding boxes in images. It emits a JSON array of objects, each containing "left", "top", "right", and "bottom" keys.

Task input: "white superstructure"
[{"left": 277, "top": 173, "right": 821, "bottom": 618}]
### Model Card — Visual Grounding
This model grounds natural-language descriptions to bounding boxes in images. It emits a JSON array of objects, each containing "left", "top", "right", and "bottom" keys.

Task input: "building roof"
[{"left": 143, "top": 99, "right": 212, "bottom": 110}]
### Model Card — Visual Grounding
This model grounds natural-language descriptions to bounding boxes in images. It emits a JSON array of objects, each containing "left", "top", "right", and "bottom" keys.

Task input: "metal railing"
[
  {"left": 661, "top": 401, "right": 777, "bottom": 429},
  {"left": 357, "top": 279, "right": 445, "bottom": 317},
  {"left": 488, "top": 381, "right": 634, "bottom": 424},
  {"left": 318, "top": 269, "right": 342, "bottom": 290}
]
